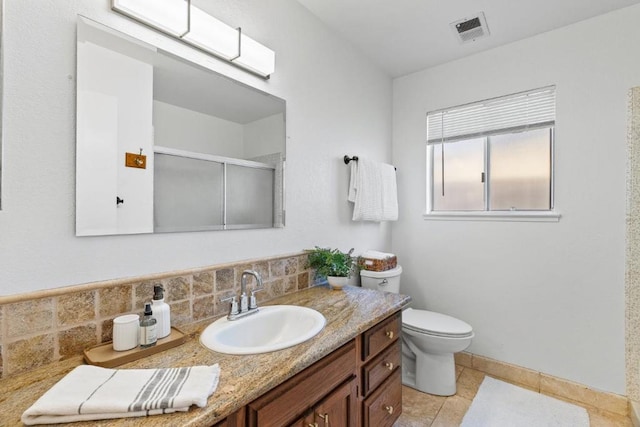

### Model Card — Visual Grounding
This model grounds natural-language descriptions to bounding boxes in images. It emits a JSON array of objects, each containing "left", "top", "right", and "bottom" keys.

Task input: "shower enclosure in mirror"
[{"left": 75, "top": 17, "right": 285, "bottom": 236}]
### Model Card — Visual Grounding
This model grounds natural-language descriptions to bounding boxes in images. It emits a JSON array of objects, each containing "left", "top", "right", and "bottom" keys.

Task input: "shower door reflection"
[{"left": 153, "top": 148, "right": 277, "bottom": 232}]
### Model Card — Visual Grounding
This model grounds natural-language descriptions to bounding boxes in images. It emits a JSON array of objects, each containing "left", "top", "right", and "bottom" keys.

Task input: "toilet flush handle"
[{"left": 379, "top": 279, "right": 388, "bottom": 286}]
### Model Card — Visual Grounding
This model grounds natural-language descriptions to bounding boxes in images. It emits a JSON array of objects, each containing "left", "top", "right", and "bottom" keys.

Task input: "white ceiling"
[{"left": 295, "top": 0, "right": 640, "bottom": 77}]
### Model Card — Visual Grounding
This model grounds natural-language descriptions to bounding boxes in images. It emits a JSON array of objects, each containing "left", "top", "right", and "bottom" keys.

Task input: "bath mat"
[{"left": 460, "top": 376, "right": 589, "bottom": 427}]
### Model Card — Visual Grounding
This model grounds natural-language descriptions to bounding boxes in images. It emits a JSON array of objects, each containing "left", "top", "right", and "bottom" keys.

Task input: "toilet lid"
[{"left": 402, "top": 308, "right": 473, "bottom": 338}]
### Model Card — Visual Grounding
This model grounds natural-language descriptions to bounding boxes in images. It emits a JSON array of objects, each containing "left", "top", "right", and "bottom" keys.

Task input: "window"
[{"left": 426, "top": 86, "right": 558, "bottom": 221}]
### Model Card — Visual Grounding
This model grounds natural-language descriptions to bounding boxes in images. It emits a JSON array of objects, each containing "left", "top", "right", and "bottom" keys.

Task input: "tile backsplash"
[{"left": 0, "top": 252, "right": 314, "bottom": 378}]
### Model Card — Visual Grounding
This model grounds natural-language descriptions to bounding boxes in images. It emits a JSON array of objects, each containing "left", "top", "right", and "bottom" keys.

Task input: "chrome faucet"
[{"left": 220, "top": 270, "right": 264, "bottom": 320}]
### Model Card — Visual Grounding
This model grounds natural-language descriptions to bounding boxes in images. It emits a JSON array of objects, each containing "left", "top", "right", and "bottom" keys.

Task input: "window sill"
[{"left": 423, "top": 211, "right": 561, "bottom": 222}]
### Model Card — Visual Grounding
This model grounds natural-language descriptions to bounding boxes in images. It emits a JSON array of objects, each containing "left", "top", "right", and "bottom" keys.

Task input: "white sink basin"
[{"left": 200, "top": 305, "right": 326, "bottom": 355}]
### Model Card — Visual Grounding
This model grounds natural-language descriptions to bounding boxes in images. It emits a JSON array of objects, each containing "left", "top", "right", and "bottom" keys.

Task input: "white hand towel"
[
  {"left": 350, "top": 159, "right": 398, "bottom": 222},
  {"left": 22, "top": 364, "right": 220, "bottom": 425},
  {"left": 352, "top": 159, "right": 382, "bottom": 221},
  {"left": 348, "top": 161, "right": 358, "bottom": 202}
]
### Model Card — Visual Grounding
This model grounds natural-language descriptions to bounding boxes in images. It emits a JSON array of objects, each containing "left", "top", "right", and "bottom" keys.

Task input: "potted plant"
[{"left": 307, "top": 247, "right": 355, "bottom": 290}]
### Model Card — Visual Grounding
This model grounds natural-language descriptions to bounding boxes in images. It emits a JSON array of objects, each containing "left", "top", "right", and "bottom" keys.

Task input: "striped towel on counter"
[{"left": 21, "top": 364, "right": 220, "bottom": 425}]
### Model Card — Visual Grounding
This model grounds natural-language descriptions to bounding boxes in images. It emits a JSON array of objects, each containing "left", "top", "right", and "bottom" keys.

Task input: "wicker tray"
[
  {"left": 83, "top": 327, "right": 187, "bottom": 368},
  {"left": 358, "top": 255, "right": 397, "bottom": 272}
]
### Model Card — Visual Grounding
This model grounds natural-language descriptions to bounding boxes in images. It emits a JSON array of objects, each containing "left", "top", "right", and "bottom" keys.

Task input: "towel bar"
[
  {"left": 344, "top": 155, "right": 396, "bottom": 170},
  {"left": 344, "top": 155, "right": 359, "bottom": 164}
]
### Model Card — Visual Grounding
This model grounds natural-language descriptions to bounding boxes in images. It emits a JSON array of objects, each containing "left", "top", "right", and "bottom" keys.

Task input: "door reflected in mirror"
[{"left": 75, "top": 17, "right": 285, "bottom": 236}]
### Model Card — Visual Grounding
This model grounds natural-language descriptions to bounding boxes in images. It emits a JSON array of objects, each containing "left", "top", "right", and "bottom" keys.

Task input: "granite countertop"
[{"left": 0, "top": 285, "right": 410, "bottom": 426}]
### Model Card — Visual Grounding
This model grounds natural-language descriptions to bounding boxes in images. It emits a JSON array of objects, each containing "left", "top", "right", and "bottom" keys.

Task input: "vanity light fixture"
[
  {"left": 233, "top": 34, "right": 275, "bottom": 77},
  {"left": 111, "top": 0, "right": 275, "bottom": 78},
  {"left": 182, "top": 4, "right": 241, "bottom": 60},
  {"left": 111, "top": 0, "right": 189, "bottom": 37}
]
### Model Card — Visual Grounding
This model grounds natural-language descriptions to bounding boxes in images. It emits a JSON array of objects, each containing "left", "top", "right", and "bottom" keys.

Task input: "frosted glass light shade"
[
  {"left": 112, "top": 0, "right": 189, "bottom": 37},
  {"left": 182, "top": 5, "right": 240, "bottom": 60},
  {"left": 234, "top": 35, "right": 276, "bottom": 77},
  {"left": 111, "top": 0, "right": 275, "bottom": 77}
]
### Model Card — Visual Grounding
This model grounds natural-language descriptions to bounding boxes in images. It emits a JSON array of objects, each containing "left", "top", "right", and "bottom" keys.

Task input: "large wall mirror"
[{"left": 76, "top": 17, "right": 285, "bottom": 236}]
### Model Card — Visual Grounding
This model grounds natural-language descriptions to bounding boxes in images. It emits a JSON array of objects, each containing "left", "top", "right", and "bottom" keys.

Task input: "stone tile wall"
[{"left": 0, "top": 252, "right": 314, "bottom": 378}]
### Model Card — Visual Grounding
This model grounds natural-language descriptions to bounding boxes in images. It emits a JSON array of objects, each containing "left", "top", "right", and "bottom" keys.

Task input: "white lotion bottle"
[{"left": 151, "top": 285, "right": 171, "bottom": 339}]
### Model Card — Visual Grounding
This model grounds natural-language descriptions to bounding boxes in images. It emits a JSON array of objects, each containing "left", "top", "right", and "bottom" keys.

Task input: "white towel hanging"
[
  {"left": 349, "top": 158, "right": 398, "bottom": 222},
  {"left": 348, "top": 160, "right": 358, "bottom": 203}
]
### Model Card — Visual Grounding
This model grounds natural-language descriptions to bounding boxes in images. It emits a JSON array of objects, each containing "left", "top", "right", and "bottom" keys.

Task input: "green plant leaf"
[{"left": 306, "top": 246, "right": 354, "bottom": 278}]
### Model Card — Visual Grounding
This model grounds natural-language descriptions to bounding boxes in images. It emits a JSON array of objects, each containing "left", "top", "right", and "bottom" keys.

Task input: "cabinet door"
[
  {"left": 307, "top": 378, "right": 358, "bottom": 427},
  {"left": 289, "top": 410, "right": 315, "bottom": 427},
  {"left": 211, "top": 408, "right": 246, "bottom": 426},
  {"left": 363, "top": 370, "right": 402, "bottom": 427},
  {"left": 248, "top": 341, "right": 356, "bottom": 426}
]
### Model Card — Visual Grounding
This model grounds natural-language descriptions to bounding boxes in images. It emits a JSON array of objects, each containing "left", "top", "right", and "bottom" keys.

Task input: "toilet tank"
[{"left": 360, "top": 266, "right": 402, "bottom": 294}]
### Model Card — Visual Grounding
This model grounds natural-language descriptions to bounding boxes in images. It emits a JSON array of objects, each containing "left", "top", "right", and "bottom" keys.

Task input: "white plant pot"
[{"left": 327, "top": 276, "right": 349, "bottom": 290}]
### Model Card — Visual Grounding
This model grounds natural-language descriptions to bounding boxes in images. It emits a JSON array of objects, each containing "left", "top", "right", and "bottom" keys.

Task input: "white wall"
[
  {"left": 153, "top": 100, "right": 245, "bottom": 158},
  {"left": 0, "top": 0, "right": 392, "bottom": 296},
  {"left": 244, "top": 113, "right": 286, "bottom": 158},
  {"left": 393, "top": 5, "right": 640, "bottom": 394}
]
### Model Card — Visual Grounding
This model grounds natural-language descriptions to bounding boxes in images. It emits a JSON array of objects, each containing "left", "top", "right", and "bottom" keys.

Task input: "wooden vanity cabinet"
[
  {"left": 361, "top": 312, "right": 401, "bottom": 362},
  {"left": 227, "top": 311, "right": 402, "bottom": 427},
  {"left": 292, "top": 378, "right": 358, "bottom": 427},
  {"left": 362, "top": 337, "right": 401, "bottom": 396},
  {"left": 247, "top": 341, "right": 357, "bottom": 426},
  {"left": 362, "top": 370, "right": 402, "bottom": 427},
  {"left": 359, "top": 312, "right": 402, "bottom": 427},
  {"left": 212, "top": 409, "right": 245, "bottom": 427}
]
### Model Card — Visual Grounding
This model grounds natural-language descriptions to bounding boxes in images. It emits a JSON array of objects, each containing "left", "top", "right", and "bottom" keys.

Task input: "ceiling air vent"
[{"left": 451, "top": 12, "right": 490, "bottom": 44}]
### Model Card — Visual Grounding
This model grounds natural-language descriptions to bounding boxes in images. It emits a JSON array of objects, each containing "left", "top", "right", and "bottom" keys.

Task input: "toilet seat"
[{"left": 402, "top": 308, "right": 473, "bottom": 338}]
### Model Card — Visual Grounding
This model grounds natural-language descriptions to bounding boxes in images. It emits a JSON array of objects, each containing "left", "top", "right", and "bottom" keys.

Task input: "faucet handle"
[
  {"left": 220, "top": 295, "right": 239, "bottom": 315},
  {"left": 249, "top": 287, "right": 263, "bottom": 310}
]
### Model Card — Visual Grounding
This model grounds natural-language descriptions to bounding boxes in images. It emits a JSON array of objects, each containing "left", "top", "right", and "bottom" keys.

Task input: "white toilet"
[{"left": 360, "top": 266, "right": 474, "bottom": 396}]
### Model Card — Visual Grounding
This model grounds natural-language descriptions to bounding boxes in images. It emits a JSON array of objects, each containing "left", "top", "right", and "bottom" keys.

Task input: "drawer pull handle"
[
  {"left": 308, "top": 424, "right": 318, "bottom": 427},
  {"left": 384, "top": 362, "right": 394, "bottom": 370},
  {"left": 384, "top": 405, "right": 394, "bottom": 415},
  {"left": 385, "top": 331, "right": 394, "bottom": 339},
  {"left": 318, "top": 412, "right": 329, "bottom": 426}
]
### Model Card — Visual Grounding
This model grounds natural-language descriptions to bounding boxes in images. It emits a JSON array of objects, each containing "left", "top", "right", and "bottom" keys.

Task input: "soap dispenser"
[
  {"left": 151, "top": 285, "right": 171, "bottom": 339},
  {"left": 139, "top": 303, "right": 157, "bottom": 348}
]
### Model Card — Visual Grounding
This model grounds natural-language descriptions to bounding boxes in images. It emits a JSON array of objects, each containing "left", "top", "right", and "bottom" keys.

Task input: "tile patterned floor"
[{"left": 394, "top": 366, "right": 633, "bottom": 427}]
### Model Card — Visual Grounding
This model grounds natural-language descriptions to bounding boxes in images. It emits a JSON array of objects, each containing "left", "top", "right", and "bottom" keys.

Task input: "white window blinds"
[{"left": 427, "top": 86, "right": 556, "bottom": 144}]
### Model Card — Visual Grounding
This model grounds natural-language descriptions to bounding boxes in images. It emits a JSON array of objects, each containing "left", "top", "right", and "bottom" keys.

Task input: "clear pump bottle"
[{"left": 139, "top": 303, "right": 157, "bottom": 348}]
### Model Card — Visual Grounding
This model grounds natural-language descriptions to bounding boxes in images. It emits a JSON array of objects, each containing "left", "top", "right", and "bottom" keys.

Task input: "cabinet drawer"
[
  {"left": 363, "top": 369, "right": 402, "bottom": 427},
  {"left": 362, "top": 312, "right": 401, "bottom": 361},
  {"left": 362, "top": 339, "right": 400, "bottom": 397},
  {"left": 248, "top": 341, "right": 356, "bottom": 427}
]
